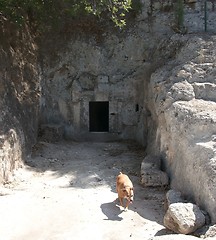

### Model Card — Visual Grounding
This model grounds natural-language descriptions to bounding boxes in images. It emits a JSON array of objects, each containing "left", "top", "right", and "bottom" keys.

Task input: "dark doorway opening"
[{"left": 89, "top": 101, "right": 109, "bottom": 132}]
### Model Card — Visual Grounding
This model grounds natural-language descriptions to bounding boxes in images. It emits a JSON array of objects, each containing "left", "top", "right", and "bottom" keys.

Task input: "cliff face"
[
  {"left": 38, "top": 0, "right": 216, "bottom": 144},
  {"left": 37, "top": 2, "right": 182, "bottom": 144},
  {"left": 0, "top": 20, "right": 40, "bottom": 182},
  {"left": 148, "top": 35, "right": 216, "bottom": 222}
]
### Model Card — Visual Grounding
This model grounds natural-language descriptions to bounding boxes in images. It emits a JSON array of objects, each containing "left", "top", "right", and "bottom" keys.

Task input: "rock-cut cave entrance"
[{"left": 89, "top": 101, "right": 109, "bottom": 132}]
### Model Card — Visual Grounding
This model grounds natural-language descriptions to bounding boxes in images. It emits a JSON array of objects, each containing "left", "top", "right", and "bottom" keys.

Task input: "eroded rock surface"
[
  {"left": 141, "top": 155, "right": 169, "bottom": 187},
  {"left": 164, "top": 203, "right": 205, "bottom": 234},
  {"left": 148, "top": 35, "right": 216, "bottom": 223},
  {"left": 0, "top": 21, "right": 40, "bottom": 183}
]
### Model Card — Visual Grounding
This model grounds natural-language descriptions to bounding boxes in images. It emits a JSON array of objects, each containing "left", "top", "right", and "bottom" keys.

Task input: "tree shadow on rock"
[{"left": 100, "top": 200, "right": 124, "bottom": 221}]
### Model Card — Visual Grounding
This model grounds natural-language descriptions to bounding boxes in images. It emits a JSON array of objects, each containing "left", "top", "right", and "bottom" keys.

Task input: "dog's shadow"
[{"left": 100, "top": 199, "right": 124, "bottom": 221}]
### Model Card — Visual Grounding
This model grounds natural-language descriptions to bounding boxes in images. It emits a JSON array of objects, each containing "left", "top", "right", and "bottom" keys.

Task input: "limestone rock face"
[
  {"left": 148, "top": 35, "right": 216, "bottom": 223},
  {"left": 164, "top": 203, "right": 206, "bottom": 234},
  {"left": 0, "top": 21, "right": 40, "bottom": 183}
]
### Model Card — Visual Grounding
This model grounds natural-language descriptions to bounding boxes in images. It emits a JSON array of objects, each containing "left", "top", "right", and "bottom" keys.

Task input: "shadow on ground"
[
  {"left": 100, "top": 200, "right": 124, "bottom": 221},
  {"left": 24, "top": 140, "right": 166, "bottom": 225},
  {"left": 154, "top": 228, "right": 175, "bottom": 236},
  {"left": 27, "top": 140, "right": 143, "bottom": 190}
]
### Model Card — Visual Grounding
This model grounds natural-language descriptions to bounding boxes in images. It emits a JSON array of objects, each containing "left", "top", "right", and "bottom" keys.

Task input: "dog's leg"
[
  {"left": 125, "top": 200, "right": 130, "bottom": 211},
  {"left": 119, "top": 197, "right": 124, "bottom": 208}
]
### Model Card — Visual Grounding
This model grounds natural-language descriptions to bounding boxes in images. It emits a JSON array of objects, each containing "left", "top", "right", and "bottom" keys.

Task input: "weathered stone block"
[
  {"left": 141, "top": 155, "right": 169, "bottom": 187},
  {"left": 141, "top": 169, "right": 169, "bottom": 187},
  {"left": 141, "top": 155, "right": 161, "bottom": 170},
  {"left": 164, "top": 203, "right": 206, "bottom": 234}
]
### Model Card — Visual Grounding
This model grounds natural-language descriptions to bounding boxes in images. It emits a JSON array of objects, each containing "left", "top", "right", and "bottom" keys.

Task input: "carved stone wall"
[{"left": 0, "top": 20, "right": 40, "bottom": 182}]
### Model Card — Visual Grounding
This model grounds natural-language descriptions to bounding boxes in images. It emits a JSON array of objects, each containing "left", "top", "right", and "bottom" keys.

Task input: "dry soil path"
[{"left": 0, "top": 141, "right": 167, "bottom": 240}]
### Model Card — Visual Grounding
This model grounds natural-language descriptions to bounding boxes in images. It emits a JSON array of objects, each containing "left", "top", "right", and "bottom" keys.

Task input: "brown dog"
[{"left": 116, "top": 172, "right": 134, "bottom": 210}]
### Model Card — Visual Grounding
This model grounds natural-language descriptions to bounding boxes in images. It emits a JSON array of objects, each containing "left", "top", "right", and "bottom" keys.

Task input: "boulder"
[{"left": 164, "top": 203, "right": 206, "bottom": 234}]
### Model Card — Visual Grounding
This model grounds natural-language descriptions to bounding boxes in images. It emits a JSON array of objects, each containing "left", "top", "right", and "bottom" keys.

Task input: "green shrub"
[{"left": 0, "top": 0, "right": 136, "bottom": 28}]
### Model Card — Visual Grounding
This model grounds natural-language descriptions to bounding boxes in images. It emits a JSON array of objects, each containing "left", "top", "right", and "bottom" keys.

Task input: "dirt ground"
[{"left": 0, "top": 140, "right": 168, "bottom": 240}]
